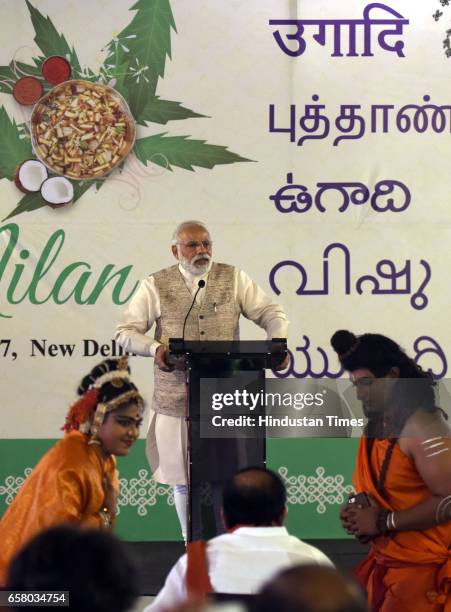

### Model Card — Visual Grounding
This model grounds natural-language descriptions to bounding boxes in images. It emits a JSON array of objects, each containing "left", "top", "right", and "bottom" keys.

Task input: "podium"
[{"left": 169, "top": 339, "right": 287, "bottom": 541}]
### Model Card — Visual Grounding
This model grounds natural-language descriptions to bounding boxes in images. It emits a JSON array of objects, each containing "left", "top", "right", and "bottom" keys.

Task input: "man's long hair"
[{"left": 330, "top": 330, "right": 440, "bottom": 435}]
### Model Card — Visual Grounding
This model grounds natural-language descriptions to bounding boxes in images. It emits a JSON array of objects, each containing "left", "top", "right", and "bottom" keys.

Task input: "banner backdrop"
[{"left": 0, "top": 0, "right": 450, "bottom": 540}]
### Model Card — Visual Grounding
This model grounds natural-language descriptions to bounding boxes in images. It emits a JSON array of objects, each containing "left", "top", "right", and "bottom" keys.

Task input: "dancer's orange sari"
[
  {"left": 0, "top": 431, "right": 118, "bottom": 585},
  {"left": 354, "top": 437, "right": 451, "bottom": 611}
]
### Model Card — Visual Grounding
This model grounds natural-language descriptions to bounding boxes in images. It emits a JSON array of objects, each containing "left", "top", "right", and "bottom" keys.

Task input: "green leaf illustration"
[
  {"left": 2, "top": 180, "right": 93, "bottom": 222},
  {"left": 134, "top": 133, "right": 252, "bottom": 172},
  {"left": 100, "top": 61, "right": 131, "bottom": 101},
  {"left": 0, "top": 107, "right": 32, "bottom": 180},
  {"left": 103, "top": 0, "right": 176, "bottom": 121},
  {"left": 72, "top": 181, "right": 94, "bottom": 202},
  {"left": 0, "top": 67, "right": 15, "bottom": 94},
  {"left": 25, "top": 0, "right": 81, "bottom": 72},
  {"left": 2, "top": 191, "right": 47, "bottom": 221},
  {"left": 137, "top": 96, "right": 206, "bottom": 126},
  {"left": 125, "top": 0, "right": 175, "bottom": 79}
]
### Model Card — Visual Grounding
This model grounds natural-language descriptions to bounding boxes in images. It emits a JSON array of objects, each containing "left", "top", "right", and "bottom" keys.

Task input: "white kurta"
[
  {"left": 144, "top": 526, "right": 333, "bottom": 611},
  {"left": 115, "top": 263, "right": 289, "bottom": 484}
]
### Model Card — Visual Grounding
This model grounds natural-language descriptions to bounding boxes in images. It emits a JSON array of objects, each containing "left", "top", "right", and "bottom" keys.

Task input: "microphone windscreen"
[{"left": 198, "top": 279, "right": 206, "bottom": 288}]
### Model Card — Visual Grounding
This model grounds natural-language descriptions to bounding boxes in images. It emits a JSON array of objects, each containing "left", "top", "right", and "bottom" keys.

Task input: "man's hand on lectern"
[
  {"left": 273, "top": 354, "right": 290, "bottom": 371},
  {"left": 155, "top": 344, "right": 175, "bottom": 372}
]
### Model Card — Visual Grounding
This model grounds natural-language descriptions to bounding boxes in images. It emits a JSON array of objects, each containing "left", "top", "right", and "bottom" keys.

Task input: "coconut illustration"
[
  {"left": 40, "top": 176, "right": 74, "bottom": 208},
  {"left": 15, "top": 159, "right": 48, "bottom": 193}
]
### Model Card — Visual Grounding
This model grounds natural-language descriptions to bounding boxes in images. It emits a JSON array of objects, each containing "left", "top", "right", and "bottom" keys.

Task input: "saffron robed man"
[{"left": 115, "top": 221, "right": 289, "bottom": 539}]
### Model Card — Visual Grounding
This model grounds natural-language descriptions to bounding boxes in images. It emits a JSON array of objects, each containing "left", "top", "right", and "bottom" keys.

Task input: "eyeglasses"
[
  {"left": 351, "top": 377, "right": 375, "bottom": 388},
  {"left": 177, "top": 240, "right": 213, "bottom": 249}
]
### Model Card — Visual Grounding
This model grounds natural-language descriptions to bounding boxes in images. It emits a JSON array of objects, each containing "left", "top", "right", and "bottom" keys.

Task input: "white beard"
[{"left": 179, "top": 253, "right": 211, "bottom": 276}]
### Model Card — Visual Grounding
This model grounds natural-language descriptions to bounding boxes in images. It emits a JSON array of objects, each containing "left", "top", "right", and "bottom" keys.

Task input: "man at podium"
[{"left": 115, "top": 220, "right": 289, "bottom": 539}]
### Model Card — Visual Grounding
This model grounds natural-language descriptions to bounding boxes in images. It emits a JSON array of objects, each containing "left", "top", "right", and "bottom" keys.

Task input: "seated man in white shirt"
[
  {"left": 145, "top": 467, "right": 333, "bottom": 612},
  {"left": 115, "top": 220, "right": 289, "bottom": 539}
]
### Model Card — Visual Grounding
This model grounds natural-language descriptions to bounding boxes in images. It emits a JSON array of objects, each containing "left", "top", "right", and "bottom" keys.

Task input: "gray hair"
[{"left": 171, "top": 220, "right": 210, "bottom": 245}]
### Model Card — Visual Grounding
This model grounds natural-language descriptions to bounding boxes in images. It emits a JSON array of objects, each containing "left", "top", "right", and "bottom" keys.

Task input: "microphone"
[{"left": 182, "top": 279, "right": 206, "bottom": 344}]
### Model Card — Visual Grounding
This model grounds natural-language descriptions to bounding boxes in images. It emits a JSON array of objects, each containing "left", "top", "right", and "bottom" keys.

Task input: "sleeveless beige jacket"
[{"left": 152, "top": 263, "right": 238, "bottom": 417}]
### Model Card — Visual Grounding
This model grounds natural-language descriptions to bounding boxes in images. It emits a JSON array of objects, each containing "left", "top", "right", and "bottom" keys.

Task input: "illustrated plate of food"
[{"left": 30, "top": 79, "right": 136, "bottom": 181}]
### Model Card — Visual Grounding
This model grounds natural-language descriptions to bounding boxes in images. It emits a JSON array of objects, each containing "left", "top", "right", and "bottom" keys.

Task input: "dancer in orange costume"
[
  {"left": 331, "top": 330, "right": 451, "bottom": 612},
  {"left": 0, "top": 357, "right": 144, "bottom": 585}
]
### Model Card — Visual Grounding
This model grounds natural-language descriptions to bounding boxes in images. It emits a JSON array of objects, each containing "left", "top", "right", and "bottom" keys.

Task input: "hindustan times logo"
[{"left": 211, "top": 390, "right": 325, "bottom": 411}]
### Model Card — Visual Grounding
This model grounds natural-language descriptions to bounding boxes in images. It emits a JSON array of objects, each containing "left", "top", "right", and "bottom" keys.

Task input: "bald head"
[
  {"left": 222, "top": 467, "right": 286, "bottom": 529},
  {"left": 254, "top": 565, "right": 366, "bottom": 612}
]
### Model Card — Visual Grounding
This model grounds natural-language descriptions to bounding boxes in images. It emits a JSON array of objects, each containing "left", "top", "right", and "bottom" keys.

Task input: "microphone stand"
[
  {"left": 181, "top": 278, "right": 205, "bottom": 542},
  {"left": 181, "top": 279, "right": 205, "bottom": 347}
]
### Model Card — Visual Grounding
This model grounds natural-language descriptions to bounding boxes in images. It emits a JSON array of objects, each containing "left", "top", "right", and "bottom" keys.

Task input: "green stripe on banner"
[
  {"left": 268, "top": 439, "right": 359, "bottom": 539},
  {"left": 0, "top": 439, "right": 359, "bottom": 540}
]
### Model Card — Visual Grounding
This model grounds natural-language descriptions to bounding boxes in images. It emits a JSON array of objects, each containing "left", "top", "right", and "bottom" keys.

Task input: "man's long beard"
[{"left": 179, "top": 253, "right": 211, "bottom": 276}]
